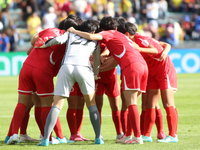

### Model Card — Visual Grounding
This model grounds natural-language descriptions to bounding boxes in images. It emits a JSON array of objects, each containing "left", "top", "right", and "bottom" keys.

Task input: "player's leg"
[
  {"left": 19, "top": 98, "right": 38, "bottom": 142},
  {"left": 140, "top": 93, "right": 147, "bottom": 136},
  {"left": 142, "top": 89, "right": 160, "bottom": 142},
  {"left": 106, "top": 79, "right": 123, "bottom": 139},
  {"left": 155, "top": 102, "right": 166, "bottom": 139},
  {"left": 157, "top": 89, "right": 178, "bottom": 143},
  {"left": 7, "top": 94, "right": 32, "bottom": 145}
]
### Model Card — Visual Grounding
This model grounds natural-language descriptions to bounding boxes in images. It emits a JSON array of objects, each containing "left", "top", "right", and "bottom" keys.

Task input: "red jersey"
[
  {"left": 134, "top": 32, "right": 175, "bottom": 78},
  {"left": 97, "top": 41, "right": 117, "bottom": 83},
  {"left": 99, "top": 30, "right": 146, "bottom": 71},
  {"left": 24, "top": 28, "right": 66, "bottom": 76}
]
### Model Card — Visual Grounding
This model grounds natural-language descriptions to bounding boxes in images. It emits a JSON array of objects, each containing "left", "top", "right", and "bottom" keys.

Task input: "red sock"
[
  {"left": 76, "top": 109, "right": 83, "bottom": 133},
  {"left": 175, "top": 108, "right": 178, "bottom": 135},
  {"left": 34, "top": 107, "right": 44, "bottom": 136},
  {"left": 20, "top": 107, "right": 31, "bottom": 135},
  {"left": 112, "top": 110, "right": 122, "bottom": 135},
  {"left": 165, "top": 106, "right": 176, "bottom": 137},
  {"left": 128, "top": 105, "right": 140, "bottom": 137},
  {"left": 98, "top": 110, "right": 102, "bottom": 125},
  {"left": 54, "top": 116, "right": 64, "bottom": 139},
  {"left": 41, "top": 107, "right": 52, "bottom": 140},
  {"left": 120, "top": 110, "right": 128, "bottom": 135},
  {"left": 155, "top": 108, "right": 163, "bottom": 133},
  {"left": 12, "top": 103, "right": 26, "bottom": 135},
  {"left": 140, "top": 110, "right": 146, "bottom": 135},
  {"left": 126, "top": 112, "right": 133, "bottom": 136},
  {"left": 7, "top": 118, "right": 13, "bottom": 136},
  {"left": 144, "top": 108, "right": 155, "bottom": 137},
  {"left": 67, "top": 108, "right": 77, "bottom": 135}
]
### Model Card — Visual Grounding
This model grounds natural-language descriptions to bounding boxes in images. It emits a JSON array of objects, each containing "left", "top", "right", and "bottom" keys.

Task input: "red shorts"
[
  {"left": 69, "top": 82, "right": 83, "bottom": 97},
  {"left": 147, "top": 66, "right": 177, "bottom": 91},
  {"left": 95, "top": 77, "right": 120, "bottom": 97},
  {"left": 18, "top": 64, "right": 54, "bottom": 97},
  {"left": 121, "top": 62, "right": 148, "bottom": 92}
]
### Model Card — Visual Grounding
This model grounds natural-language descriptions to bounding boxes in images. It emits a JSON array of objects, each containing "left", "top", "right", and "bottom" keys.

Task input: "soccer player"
[
  {"left": 37, "top": 19, "right": 102, "bottom": 146},
  {"left": 6, "top": 15, "right": 81, "bottom": 145},
  {"left": 67, "top": 16, "right": 158, "bottom": 144},
  {"left": 117, "top": 22, "right": 178, "bottom": 143},
  {"left": 95, "top": 42, "right": 123, "bottom": 140}
]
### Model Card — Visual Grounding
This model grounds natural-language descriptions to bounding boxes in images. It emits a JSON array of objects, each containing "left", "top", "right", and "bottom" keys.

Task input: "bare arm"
[
  {"left": 99, "top": 56, "right": 118, "bottom": 72},
  {"left": 159, "top": 41, "right": 171, "bottom": 61},
  {"left": 67, "top": 27, "right": 103, "bottom": 41},
  {"left": 27, "top": 34, "right": 39, "bottom": 55},
  {"left": 132, "top": 42, "right": 158, "bottom": 54}
]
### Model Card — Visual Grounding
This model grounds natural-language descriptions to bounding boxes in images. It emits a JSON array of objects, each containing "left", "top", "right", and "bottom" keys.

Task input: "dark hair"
[
  {"left": 80, "top": 19, "right": 98, "bottom": 33},
  {"left": 58, "top": 19, "right": 65, "bottom": 30},
  {"left": 100, "top": 16, "right": 117, "bottom": 30},
  {"left": 117, "top": 22, "right": 137, "bottom": 35},
  {"left": 58, "top": 14, "right": 83, "bottom": 30},
  {"left": 114, "top": 16, "right": 127, "bottom": 27},
  {"left": 93, "top": 20, "right": 101, "bottom": 33}
]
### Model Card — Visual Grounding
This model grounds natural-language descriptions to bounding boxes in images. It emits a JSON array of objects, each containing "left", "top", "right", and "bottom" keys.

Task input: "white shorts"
[{"left": 54, "top": 64, "right": 95, "bottom": 97}]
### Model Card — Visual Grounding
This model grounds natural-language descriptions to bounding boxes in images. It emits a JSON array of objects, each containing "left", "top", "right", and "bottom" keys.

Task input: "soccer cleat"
[
  {"left": 37, "top": 139, "right": 49, "bottom": 146},
  {"left": 70, "top": 134, "right": 84, "bottom": 141},
  {"left": 77, "top": 133, "right": 89, "bottom": 141},
  {"left": 56, "top": 136, "right": 75, "bottom": 144},
  {"left": 49, "top": 136, "right": 59, "bottom": 144},
  {"left": 7, "top": 134, "right": 18, "bottom": 145},
  {"left": 95, "top": 138, "right": 104, "bottom": 144},
  {"left": 123, "top": 136, "right": 143, "bottom": 144},
  {"left": 116, "top": 135, "right": 132, "bottom": 143},
  {"left": 116, "top": 132, "right": 124, "bottom": 139},
  {"left": 4, "top": 136, "right": 10, "bottom": 143},
  {"left": 157, "top": 132, "right": 167, "bottom": 139},
  {"left": 157, "top": 135, "right": 179, "bottom": 143},
  {"left": 142, "top": 135, "right": 153, "bottom": 142},
  {"left": 18, "top": 134, "right": 38, "bottom": 142}
]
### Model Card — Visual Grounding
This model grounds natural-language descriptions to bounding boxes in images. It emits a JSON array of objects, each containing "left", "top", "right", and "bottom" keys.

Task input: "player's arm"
[
  {"left": 93, "top": 43, "right": 101, "bottom": 79},
  {"left": 159, "top": 41, "right": 171, "bottom": 61},
  {"left": 100, "top": 48, "right": 110, "bottom": 64},
  {"left": 99, "top": 56, "right": 118, "bottom": 72},
  {"left": 132, "top": 42, "right": 158, "bottom": 54},
  {"left": 67, "top": 27, "right": 103, "bottom": 41},
  {"left": 27, "top": 33, "right": 39, "bottom": 55},
  {"left": 38, "top": 32, "right": 69, "bottom": 48}
]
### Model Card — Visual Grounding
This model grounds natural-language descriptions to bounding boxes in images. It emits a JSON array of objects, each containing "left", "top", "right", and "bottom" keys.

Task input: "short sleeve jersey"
[
  {"left": 99, "top": 30, "right": 146, "bottom": 71},
  {"left": 24, "top": 28, "right": 66, "bottom": 76},
  {"left": 134, "top": 32, "right": 174, "bottom": 77}
]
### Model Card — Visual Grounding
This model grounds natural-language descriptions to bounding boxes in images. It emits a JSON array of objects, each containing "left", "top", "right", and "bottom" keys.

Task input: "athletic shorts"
[
  {"left": 121, "top": 62, "right": 148, "bottom": 92},
  {"left": 70, "top": 82, "right": 83, "bottom": 97},
  {"left": 95, "top": 78, "right": 120, "bottom": 98},
  {"left": 54, "top": 64, "right": 95, "bottom": 97},
  {"left": 18, "top": 64, "right": 54, "bottom": 97},
  {"left": 147, "top": 66, "right": 177, "bottom": 91}
]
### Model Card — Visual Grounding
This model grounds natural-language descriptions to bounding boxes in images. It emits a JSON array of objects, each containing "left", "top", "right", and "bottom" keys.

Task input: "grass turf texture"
[{"left": 0, "top": 74, "right": 200, "bottom": 150}]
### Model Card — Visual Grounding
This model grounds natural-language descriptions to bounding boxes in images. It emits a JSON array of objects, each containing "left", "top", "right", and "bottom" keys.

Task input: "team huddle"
[{"left": 4, "top": 14, "right": 178, "bottom": 146}]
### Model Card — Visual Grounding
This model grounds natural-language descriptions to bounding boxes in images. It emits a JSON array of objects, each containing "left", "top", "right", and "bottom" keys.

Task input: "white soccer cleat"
[
  {"left": 18, "top": 134, "right": 38, "bottom": 142},
  {"left": 116, "top": 132, "right": 124, "bottom": 139},
  {"left": 123, "top": 136, "right": 143, "bottom": 144},
  {"left": 49, "top": 136, "right": 59, "bottom": 144},
  {"left": 116, "top": 135, "right": 132, "bottom": 143},
  {"left": 7, "top": 134, "right": 18, "bottom": 145}
]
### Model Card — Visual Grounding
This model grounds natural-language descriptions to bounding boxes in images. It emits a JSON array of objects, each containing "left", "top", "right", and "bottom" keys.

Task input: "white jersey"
[{"left": 42, "top": 31, "right": 100, "bottom": 75}]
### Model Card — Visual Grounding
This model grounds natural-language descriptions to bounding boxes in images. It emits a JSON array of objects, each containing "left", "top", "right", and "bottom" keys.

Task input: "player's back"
[
  {"left": 24, "top": 28, "right": 66, "bottom": 75},
  {"left": 62, "top": 32, "right": 98, "bottom": 68}
]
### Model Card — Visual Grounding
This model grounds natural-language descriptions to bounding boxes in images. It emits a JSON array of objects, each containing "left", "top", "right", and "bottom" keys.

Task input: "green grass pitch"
[{"left": 0, "top": 74, "right": 200, "bottom": 150}]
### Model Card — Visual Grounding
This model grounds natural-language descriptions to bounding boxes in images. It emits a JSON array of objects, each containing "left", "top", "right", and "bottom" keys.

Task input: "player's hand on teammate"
[
  {"left": 94, "top": 75, "right": 101, "bottom": 80},
  {"left": 100, "top": 56, "right": 108, "bottom": 64},
  {"left": 159, "top": 51, "right": 167, "bottom": 61},
  {"left": 132, "top": 42, "right": 141, "bottom": 52},
  {"left": 34, "top": 38, "right": 48, "bottom": 48},
  {"left": 67, "top": 27, "right": 76, "bottom": 33}
]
